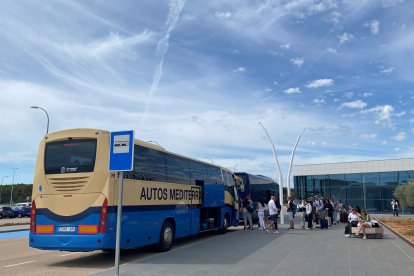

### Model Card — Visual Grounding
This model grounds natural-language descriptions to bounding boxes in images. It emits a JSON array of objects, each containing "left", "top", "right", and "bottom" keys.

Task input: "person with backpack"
[
  {"left": 391, "top": 198, "right": 399, "bottom": 217},
  {"left": 242, "top": 194, "right": 254, "bottom": 230}
]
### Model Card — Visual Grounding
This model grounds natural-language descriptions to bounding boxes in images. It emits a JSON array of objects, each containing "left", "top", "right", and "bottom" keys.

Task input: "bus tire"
[
  {"left": 158, "top": 221, "right": 174, "bottom": 252},
  {"left": 218, "top": 214, "right": 229, "bottom": 234}
]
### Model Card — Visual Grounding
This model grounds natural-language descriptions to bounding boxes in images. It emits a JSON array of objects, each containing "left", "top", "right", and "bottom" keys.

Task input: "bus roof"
[{"left": 43, "top": 128, "right": 232, "bottom": 172}]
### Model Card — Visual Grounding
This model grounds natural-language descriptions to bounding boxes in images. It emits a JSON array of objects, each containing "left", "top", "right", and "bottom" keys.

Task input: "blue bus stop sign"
[{"left": 109, "top": 130, "right": 134, "bottom": 172}]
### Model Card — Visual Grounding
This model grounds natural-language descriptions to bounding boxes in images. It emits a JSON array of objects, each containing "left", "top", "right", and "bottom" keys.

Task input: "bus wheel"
[
  {"left": 218, "top": 215, "right": 229, "bottom": 234},
  {"left": 158, "top": 221, "right": 174, "bottom": 252}
]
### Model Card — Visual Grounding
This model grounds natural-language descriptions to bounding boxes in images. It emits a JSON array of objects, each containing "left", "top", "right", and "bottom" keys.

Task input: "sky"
[{"left": 1, "top": 0, "right": 414, "bottom": 186}]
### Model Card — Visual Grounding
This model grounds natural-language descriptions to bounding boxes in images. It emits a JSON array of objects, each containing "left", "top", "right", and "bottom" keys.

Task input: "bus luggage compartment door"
[{"left": 203, "top": 184, "right": 224, "bottom": 207}]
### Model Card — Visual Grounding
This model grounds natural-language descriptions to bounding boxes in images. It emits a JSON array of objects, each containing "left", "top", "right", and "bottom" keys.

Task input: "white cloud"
[
  {"left": 360, "top": 133, "right": 377, "bottom": 139},
  {"left": 306, "top": 79, "right": 334, "bottom": 88},
  {"left": 290, "top": 57, "right": 304, "bottom": 67},
  {"left": 363, "top": 92, "right": 373, "bottom": 97},
  {"left": 340, "top": 100, "right": 367, "bottom": 109},
  {"left": 338, "top": 32, "right": 354, "bottom": 44},
  {"left": 380, "top": 67, "right": 395, "bottom": 74},
  {"left": 395, "top": 111, "right": 406, "bottom": 117},
  {"left": 233, "top": 67, "right": 246, "bottom": 73},
  {"left": 392, "top": 131, "right": 406, "bottom": 141},
  {"left": 362, "top": 105, "right": 394, "bottom": 126},
  {"left": 284, "top": 0, "right": 337, "bottom": 15},
  {"left": 280, "top": 43, "right": 291, "bottom": 50},
  {"left": 215, "top": 11, "right": 232, "bottom": 19},
  {"left": 56, "top": 31, "right": 154, "bottom": 60},
  {"left": 343, "top": 92, "right": 354, "bottom": 99},
  {"left": 364, "top": 20, "right": 380, "bottom": 34},
  {"left": 328, "top": 11, "right": 341, "bottom": 24},
  {"left": 326, "top": 47, "right": 337, "bottom": 54},
  {"left": 313, "top": 98, "right": 325, "bottom": 104},
  {"left": 283, "top": 87, "right": 301, "bottom": 94},
  {"left": 395, "top": 147, "right": 400, "bottom": 152}
]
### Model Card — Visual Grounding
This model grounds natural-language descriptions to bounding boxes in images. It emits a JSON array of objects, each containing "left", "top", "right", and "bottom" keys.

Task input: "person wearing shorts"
[{"left": 267, "top": 195, "right": 279, "bottom": 234}]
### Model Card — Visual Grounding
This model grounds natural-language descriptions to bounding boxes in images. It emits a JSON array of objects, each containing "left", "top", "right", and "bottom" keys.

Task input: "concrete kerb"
[{"left": 374, "top": 216, "right": 414, "bottom": 248}]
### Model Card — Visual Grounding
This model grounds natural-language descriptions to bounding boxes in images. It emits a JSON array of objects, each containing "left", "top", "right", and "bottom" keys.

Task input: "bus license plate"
[{"left": 58, "top": 226, "right": 76, "bottom": 232}]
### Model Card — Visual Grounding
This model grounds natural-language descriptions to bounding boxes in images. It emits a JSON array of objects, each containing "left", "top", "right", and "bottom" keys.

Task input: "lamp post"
[
  {"left": 10, "top": 168, "right": 17, "bottom": 205},
  {"left": 0, "top": 176, "right": 9, "bottom": 205},
  {"left": 286, "top": 128, "right": 305, "bottom": 198},
  {"left": 30, "top": 106, "right": 49, "bottom": 134},
  {"left": 204, "top": 157, "right": 214, "bottom": 164},
  {"left": 258, "top": 122, "right": 284, "bottom": 225},
  {"left": 233, "top": 164, "right": 238, "bottom": 172}
]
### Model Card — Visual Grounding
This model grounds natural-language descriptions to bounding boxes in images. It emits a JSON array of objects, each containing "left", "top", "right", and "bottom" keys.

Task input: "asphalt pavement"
[{"left": 96, "top": 216, "right": 414, "bottom": 276}]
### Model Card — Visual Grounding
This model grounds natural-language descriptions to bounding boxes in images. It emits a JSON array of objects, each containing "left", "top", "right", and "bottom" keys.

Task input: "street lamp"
[
  {"left": 233, "top": 164, "right": 238, "bottom": 172},
  {"left": 286, "top": 128, "right": 305, "bottom": 197},
  {"left": 0, "top": 176, "right": 9, "bottom": 205},
  {"left": 258, "top": 122, "right": 284, "bottom": 225},
  {"left": 30, "top": 106, "right": 49, "bottom": 134},
  {"left": 204, "top": 157, "right": 214, "bottom": 164},
  {"left": 10, "top": 168, "right": 17, "bottom": 205}
]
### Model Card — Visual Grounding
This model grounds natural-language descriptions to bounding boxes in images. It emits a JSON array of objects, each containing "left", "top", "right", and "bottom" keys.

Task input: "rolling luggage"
[
  {"left": 320, "top": 218, "right": 328, "bottom": 229},
  {"left": 340, "top": 211, "right": 348, "bottom": 223},
  {"left": 344, "top": 224, "right": 351, "bottom": 235}
]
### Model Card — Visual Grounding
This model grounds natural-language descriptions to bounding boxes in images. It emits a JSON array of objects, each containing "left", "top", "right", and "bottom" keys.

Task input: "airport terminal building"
[{"left": 292, "top": 158, "right": 414, "bottom": 213}]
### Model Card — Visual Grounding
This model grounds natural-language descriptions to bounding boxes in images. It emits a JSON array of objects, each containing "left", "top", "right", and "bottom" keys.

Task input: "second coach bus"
[
  {"left": 29, "top": 128, "right": 240, "bottom": 252},
  {"left": 235, "top": 172, "right": 278, "bottom": 220}
]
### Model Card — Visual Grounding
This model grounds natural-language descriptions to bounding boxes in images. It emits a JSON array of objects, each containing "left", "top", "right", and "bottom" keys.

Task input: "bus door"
[{"left": 189, "top": 183, "right": 202, "bottom": 235}]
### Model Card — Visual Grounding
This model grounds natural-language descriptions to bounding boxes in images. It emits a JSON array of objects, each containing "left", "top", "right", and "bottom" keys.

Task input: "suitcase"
[
  {"left": 344, "top": 224, "right": 351, "bottom": 235},
  {"left": 340, "top": 212, "right": 348, "bottom": 223},
  {"left": 320, "top": 218, "right": 328, "bottom": 229}
]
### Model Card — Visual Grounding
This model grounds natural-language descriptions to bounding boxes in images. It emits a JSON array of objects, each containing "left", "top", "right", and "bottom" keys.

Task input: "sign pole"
[
  {"left": 109, "top": 130, "right": 134, "bottom": 276},
  {"left": 115, "top": 171, "right": 124, "bottom": 276}
]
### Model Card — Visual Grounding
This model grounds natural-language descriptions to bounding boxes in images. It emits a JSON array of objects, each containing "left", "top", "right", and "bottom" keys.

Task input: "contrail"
[{"left": 140, "top": 0, "right": 186, "bottom": 127}]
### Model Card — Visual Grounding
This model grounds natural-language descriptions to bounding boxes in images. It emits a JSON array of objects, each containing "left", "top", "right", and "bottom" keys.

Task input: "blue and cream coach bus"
[{"left": 29, "top": 128, "right": 240, "bottom": 252}]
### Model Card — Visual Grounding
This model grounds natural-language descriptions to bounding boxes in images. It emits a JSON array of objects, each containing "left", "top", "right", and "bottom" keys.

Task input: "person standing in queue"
[
  {"left": 242, "top": 194, "right": 254, "bottom": 230},
  {"left": 267, "top": 195, "right": 279, "bottom": 234},
  {"left": 286, "top": 196, "right": 295, "bottom": 230}
]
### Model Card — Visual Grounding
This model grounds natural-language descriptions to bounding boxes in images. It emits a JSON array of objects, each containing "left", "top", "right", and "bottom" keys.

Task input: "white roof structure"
[{"left": 292, "top": 158, "right": 414, "bottom": 176}]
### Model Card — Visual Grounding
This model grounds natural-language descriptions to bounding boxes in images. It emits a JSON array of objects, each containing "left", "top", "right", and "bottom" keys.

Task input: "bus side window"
[
  {"left": 207, "top": 166, "right": 223, "bottom": 184},
  {"left": 189, "top": 161, "right": 208, "bottom": 185},
  {"left": 165, "top": 154, "right": 191, "bottom": 184},
  {"left": 133, "top": 145, "right": 167, "bottom": 182}
]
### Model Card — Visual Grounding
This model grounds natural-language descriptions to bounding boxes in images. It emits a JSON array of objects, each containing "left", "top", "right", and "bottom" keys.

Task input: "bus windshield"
[{"left": 44, "top": 139, "right": 97, "bottom": 174}]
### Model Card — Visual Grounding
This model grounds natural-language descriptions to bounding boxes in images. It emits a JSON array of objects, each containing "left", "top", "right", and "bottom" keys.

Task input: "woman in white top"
[
  {"left": 298, "top": 199, "right": 306, "bottom": 229},
  {"left": 257, "top": 199, "right": 266, "bottom": 230},
  {"left": 305, "top": 200, "right": 313, "bottom": 229}
]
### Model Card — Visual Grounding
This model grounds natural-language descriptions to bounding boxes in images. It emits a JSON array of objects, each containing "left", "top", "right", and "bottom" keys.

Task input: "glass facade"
[{"left": 294, "top": 170, "right": 414, "bottom": 213}]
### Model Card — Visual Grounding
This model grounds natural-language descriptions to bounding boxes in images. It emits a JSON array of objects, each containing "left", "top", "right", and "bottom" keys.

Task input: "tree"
[
  {"left": 394, "top": 181, "right": 414, "bottom": 208},
  {"left": 405, "top": 181, "right": 414, "bottom": 207}
]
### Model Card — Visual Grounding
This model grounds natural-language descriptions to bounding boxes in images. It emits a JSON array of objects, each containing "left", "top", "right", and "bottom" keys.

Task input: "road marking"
[
  {"left": 4, "top": 260, "right": 36, "bottom": 268},
  {"left": 60, "top": 252, "right": 82, "bottom": 257}
]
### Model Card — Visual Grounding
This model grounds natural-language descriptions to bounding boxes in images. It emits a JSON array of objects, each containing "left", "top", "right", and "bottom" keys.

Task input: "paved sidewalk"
[{"left": 96, "top": 218, "right": 414, "bottom": 276}]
